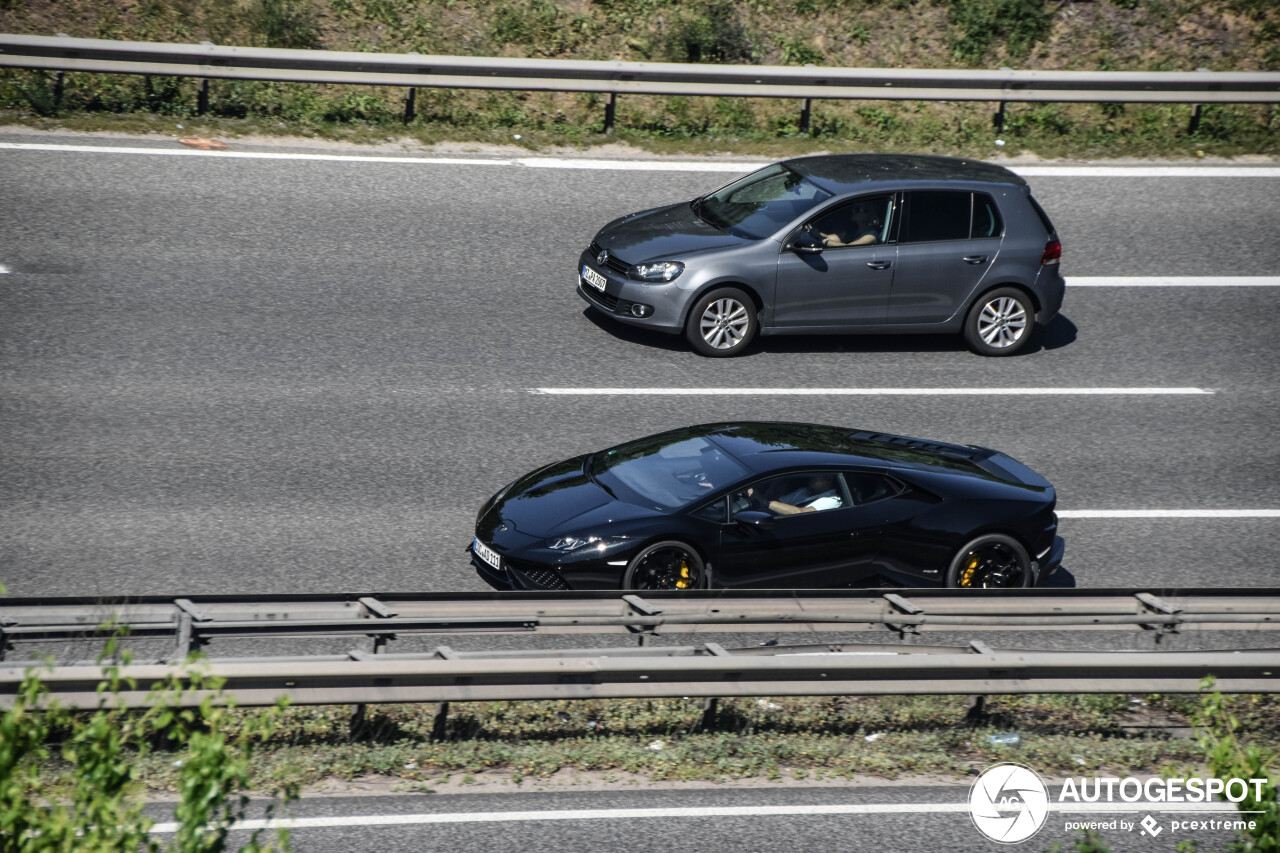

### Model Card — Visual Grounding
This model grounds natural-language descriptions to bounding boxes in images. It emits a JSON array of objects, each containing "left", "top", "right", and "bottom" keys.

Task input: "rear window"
[{"left": 1028, "top": 196, "right": 1057, "bottom": 236}]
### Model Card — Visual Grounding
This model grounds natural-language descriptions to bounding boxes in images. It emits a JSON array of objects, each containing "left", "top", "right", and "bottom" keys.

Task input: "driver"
[{"left": 769, "top": 474, "right": 843, "bottom": 515}]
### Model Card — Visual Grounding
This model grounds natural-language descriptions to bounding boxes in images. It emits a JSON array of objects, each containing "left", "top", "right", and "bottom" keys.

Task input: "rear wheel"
[
  {"left": 946, "top": 534, "right": 1032, "bottom": 588},
  {"left": 963, "top": 287, "right": 1033, "bottom": 356},
  {"left": 623, "top": 541, "right": 704, "bottom": 590},
  {"left": 685, "top": 287, "right": 757, "bottom": 357}
]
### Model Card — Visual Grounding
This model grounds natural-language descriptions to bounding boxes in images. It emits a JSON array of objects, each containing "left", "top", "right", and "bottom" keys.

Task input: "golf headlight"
[
  {"left": 547, "top": 535, "right": 623, "bottom": 552},
  {"left": 632, "top": 261, "right": 684, "bottom": 282}
]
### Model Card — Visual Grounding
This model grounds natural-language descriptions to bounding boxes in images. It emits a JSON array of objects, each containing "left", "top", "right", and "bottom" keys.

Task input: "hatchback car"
[
  {"left": 470, "top": 422, "right": 1064, "bottom": 591},
  {"left": 577, "top": 154, "right": 1063, "bottom": 357}
]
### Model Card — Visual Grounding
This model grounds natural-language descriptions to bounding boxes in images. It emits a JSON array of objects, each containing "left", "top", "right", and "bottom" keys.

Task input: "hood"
[
  {"left": 595, "top": 202, "right": 753, "bottom": 263},
  {"left": 479, "top": 455, "right": 660, "bottom": 540}
]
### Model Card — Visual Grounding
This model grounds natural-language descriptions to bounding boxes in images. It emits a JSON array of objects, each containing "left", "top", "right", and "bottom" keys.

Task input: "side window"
[
  {"left": 972, "top": 194, "right": 1003, "bottom": 239},
  {"left": 805, "top": 195, "right": 894, "bottom": 249},
  {"left": 692, "top": 498, "right": 728, "bottom": 523},
  {"left": 732, "top": 472, "right": 850, "bottom": 518},
  {"left": 845, "top": 472, "right": 903, "bottom": 505},
  {"left": 902, "top": 191, "right": 972, "bottom": 243}
]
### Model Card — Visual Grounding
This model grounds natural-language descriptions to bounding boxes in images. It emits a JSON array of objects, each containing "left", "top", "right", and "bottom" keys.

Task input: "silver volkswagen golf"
[{"left": 577, "top": 153, "right": 1064, "bottom": 357}]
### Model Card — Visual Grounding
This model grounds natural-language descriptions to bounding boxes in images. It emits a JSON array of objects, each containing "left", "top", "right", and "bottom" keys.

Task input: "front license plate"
[
  {"left": 473, "top": 537, "right": 502, "bottom": 571},
  {"left": 581, "top": 265, "right": 607, "bottom": 291}
]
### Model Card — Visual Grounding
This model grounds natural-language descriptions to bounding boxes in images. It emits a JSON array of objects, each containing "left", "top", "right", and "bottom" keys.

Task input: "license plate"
[
  {"left": 581, "top": 265, "right": 607, "bottom": 291},
  {"left": 473, "top": 537, "right": 502, "bottom": 571}
]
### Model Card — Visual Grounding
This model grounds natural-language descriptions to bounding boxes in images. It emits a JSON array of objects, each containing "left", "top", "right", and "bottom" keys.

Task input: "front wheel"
[
  {"left": 963, "top": 287, "right": 1033, "bottom": 356},
  {"left": 685, "top": 287, "right": 758, "bottom": 357},
  {"left": 946, "top": 534, "right": 1032, "bottom": 588},
  {"left": 623, "top": 541, "right": 705, "bottom": 590}
]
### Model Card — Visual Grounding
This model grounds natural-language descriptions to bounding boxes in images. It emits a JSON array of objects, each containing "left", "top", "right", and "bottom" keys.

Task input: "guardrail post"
[
  {"left": 1188, "top": 103, "right": 1203, "bottom": 134},
  {"left": 197, "top": 79, "right": 209, "bottom": 116},
  {"left": 403, "top": 87, "right": 416, "bottom": 124},
  {"left": 800, "top": 98, "right": 812, "bottom": 133},
  {"left": 993, "top": 100, "right": 1006, "bottom": 134},
  {"left": 604, "top": 92, "right": 617, "bottom": 134}
]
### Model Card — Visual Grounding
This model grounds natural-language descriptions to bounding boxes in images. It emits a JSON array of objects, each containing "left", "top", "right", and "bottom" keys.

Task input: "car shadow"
[
  {"left": 584, "top": 307, "right": 1080, "bottom": 358},
  {"left": 1041, "top": 566, "right": 1077, "bottom": 589}
]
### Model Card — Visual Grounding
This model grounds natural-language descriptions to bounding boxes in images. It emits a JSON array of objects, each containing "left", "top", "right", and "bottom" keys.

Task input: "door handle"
[
  {"left": 866, "top": 261, "right": 891, "bottom": 270},
  {"left": 963, "top": 255, "right": 988, "bottom": 265}
]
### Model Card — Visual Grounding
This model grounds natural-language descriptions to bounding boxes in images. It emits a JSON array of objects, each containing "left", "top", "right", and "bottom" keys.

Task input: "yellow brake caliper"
[
  {"left": 960, "top": 554, "right": 979, "bottom": 587},
  {"left": 675, "top": 561, "right": 691, "bottom": 589}
]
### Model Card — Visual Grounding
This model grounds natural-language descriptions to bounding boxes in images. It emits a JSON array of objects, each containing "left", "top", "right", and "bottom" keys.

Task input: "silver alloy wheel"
[
  {"left": 976, "top": 296, "right": 1028, "bottom": 348},
  {"left": 699, "top": 297, "right": 750, "bottom": 350}
]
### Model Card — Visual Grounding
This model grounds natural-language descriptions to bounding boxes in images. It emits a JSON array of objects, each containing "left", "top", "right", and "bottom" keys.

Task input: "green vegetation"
[
  {"left": 1048, "top": 680, "right": 1279, "bottom": 853},
  {"left": 0, "top": 0, "right": 1275, "bottom": 157},
  {"left": 1, "top": 634, "right": 296, "bottom": 851}
]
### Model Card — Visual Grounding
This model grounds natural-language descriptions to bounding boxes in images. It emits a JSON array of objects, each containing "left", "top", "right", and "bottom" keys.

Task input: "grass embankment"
[
  {"left": 75, "top": 692, "right": 1279, "bottom": 794},
  {"left": 1, "top": 0, "right": 1277, "bottom": 158}
]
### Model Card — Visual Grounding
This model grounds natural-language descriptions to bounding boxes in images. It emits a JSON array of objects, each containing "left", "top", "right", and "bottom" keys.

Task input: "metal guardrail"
[
  {"left": 2, "top": 35, "right": 1278, "bottom": 103},
  {"left": 5, "top": 647, "right": 1278, "bottom": 709},
  {"left": 2, "top": 34, "right": 1278, "bottom": 131},
  {"left": 3, "top": 589, "right": 1279, "bottom": 663},
  {"left": 4, "top": 590, "right": 1278, "bottom": 709}
]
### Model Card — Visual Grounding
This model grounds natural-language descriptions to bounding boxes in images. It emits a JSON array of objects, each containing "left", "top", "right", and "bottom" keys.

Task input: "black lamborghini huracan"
[{"left": 470, "top": 422, "right": 1063, "bottom": 591}]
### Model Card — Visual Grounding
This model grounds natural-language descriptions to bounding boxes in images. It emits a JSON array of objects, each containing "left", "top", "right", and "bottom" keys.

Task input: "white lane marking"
[
  {"left": 1014, "top": 166, "right": 1280, "bottom": 177},
  {"left": 515, "top": 157, "right": 760, "bottom": 172},
  {"left": 1058, "top": 510, "right": 1280, "bottom": 519},
  {"left": 0, "top": 263, "right": 10, "bottom": 274},
  {"left": 147, "top": 801, "right": 1257, "bottom": 833},
  {"left": 1069, "top": 276, "right": 1280, "bottom": 287},
  {"left": 0, "top": 142, "right": 508, "bottom": 166},
  {"left": 2, "top": 143, "right": 1278, "bottom": 176},
  {"left": 530, "top": 387, "right": 1214, "bottom": 395}
]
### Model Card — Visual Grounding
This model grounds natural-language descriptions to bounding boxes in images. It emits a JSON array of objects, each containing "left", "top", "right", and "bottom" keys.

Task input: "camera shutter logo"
[{"left": 969, "top": 762, "right": 1050, "bottom": 844}]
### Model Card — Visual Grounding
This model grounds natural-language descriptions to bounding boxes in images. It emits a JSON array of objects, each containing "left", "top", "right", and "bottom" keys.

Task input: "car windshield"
[
  {"left": 590, "top": 434, "right": 749, "bottom": 511},
  {"left": 695, "top": 163, "right": 833, "bottom": 240}
]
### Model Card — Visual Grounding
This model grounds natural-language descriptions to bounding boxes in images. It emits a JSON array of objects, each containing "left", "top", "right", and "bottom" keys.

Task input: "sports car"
[{"left": 470, "top": 422, "right": 1063, "bottom": 591}]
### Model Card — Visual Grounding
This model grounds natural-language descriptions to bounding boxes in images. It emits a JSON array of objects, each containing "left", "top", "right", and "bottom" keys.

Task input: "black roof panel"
[{"left": 782, "top": 153, "right": 1027, "bottom": 194}]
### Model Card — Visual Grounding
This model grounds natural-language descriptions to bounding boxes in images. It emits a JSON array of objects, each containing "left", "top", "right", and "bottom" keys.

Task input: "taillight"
[{"left": 1041, "top": 239, "right": 1061, "bottom": 266}]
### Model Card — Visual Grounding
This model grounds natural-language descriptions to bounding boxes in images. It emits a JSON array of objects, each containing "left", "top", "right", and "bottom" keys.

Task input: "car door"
[
  {"left": 714, "top": 472, "right": 882, "bottom": 588},
  {"left": 772, "top": 195, "right": 897, "bottom": 328},
  {"left": 887, "top": 190, "right": 1002, "bottom": 325}
]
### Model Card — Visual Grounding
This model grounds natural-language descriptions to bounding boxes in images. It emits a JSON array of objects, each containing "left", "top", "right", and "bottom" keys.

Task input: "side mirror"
[
  {"left": 791, "top": 232, "right": 824, "bottom": 255},
  {"left": 735, "top": 510, "right": 775, "bottom": 530}
]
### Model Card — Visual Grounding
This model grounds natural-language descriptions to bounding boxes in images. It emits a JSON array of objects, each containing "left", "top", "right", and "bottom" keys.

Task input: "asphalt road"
[
  {"left": 1, "top": 134, "right": 1278, "bottom": 603},
  {"left": 141, "top": 784, "right": 1262, "bottom": 853}
]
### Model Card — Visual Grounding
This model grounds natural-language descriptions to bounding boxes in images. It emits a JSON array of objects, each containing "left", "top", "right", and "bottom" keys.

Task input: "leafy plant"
[
  {"left": 247, "top": 0, "right": 319, "bottom": 49},
  {"left": 664, "top": 1, "right": 755, "bottom": 63},
  {"left": 948, "top": 0, "right": 1052, "bottom": 64}
]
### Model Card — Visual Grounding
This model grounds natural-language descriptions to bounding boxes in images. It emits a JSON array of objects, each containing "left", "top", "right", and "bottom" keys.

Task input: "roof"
[
  {"left": 698, "top": 421, "right": 994, "bottom": 477},
  {"left": 782, "top": 153, "right": 1027, "bottom": 194}
]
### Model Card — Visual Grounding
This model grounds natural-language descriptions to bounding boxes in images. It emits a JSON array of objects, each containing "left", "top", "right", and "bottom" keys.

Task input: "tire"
[
  {"left": 963, "top": 286, "right": 1034, "bottom": 356},
  {"left": 685, "top": 287, "right": 758, "bottom": 357},
  {"left": 946, "top": 534, "right": 1032, "bottom": 588},
  {"left": 622, "top": 540, "right": 705, "bottom": 590}
]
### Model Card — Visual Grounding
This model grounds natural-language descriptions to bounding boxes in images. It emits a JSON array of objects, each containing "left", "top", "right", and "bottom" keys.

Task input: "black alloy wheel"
[
  {"left": 623, "top": 541, "right": 705, "bottom": 590},
  {"left": 946, "top": 534, "right": 1032, "bottom": 588}
]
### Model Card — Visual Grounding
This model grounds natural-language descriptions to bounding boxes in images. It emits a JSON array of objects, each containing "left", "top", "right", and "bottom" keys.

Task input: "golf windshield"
[{"left": 695, "top": 163, "right": 833, "bottom": 240}]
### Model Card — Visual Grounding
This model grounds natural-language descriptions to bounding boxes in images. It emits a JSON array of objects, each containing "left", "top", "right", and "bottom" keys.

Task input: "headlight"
[
  {"left": 632, "top": 261, "right": 684, "bottom": 282},
  {"left": 547, "top": 535, "right": 624, "bottom": 552}
]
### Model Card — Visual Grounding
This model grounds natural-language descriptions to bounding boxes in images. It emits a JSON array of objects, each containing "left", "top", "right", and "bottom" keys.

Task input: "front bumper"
[
  {"left": 576, "top": 250, "right": 685, "bottom": 333},
  {"left": 1032, "top": 535, "right": 1066, "bottom": 586}
]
